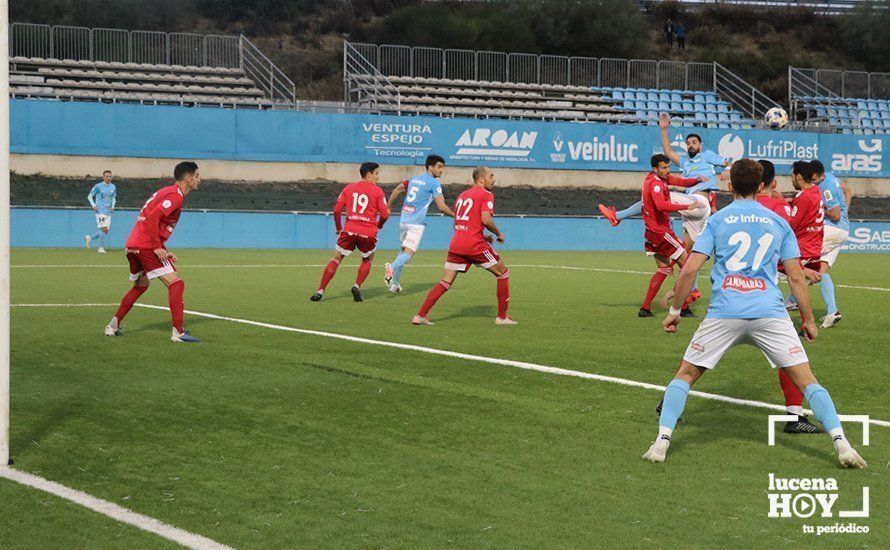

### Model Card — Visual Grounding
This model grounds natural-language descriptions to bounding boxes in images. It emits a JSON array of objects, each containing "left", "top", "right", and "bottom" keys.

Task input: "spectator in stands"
[
  {"left": 676, "top": 22, "right": 687, "bottom": 50},
  {"left": 664, "top": 19, "right": 675, "bottom": 47}
]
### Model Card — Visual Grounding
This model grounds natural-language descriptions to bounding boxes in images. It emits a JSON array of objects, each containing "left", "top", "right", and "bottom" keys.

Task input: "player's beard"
[{"left": 687, "top": 148, "right": 699, "bottom": 158}]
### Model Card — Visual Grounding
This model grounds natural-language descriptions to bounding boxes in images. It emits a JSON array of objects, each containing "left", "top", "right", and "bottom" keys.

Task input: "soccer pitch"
[{"left": 3, "top": 248, "right": 888, "bottom": 548}]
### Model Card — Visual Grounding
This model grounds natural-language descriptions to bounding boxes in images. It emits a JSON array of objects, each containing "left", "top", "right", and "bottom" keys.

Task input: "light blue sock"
[
  {"left": 390, "top": 251, "right": 412, "bottom": 285},
  {"left": 804, "top": 383, "right": 841, "bottom": 432},
  {"left": 820, "top": 273, "right": 837, "bottom": 313},
  {"left": 98, "top": 232, "right": 106, "bottom": 247},
  {"left": 659, "top": 379, "right": 690, "bottom": 430},
  {"left": 89, "top": 231, "right": 102, "bottom": 240},
  {"left": 616, "top": 201, "right": 643, "bottom": 221}
]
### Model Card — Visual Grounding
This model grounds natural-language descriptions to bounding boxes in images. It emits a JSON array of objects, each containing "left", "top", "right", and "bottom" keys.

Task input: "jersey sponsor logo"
[
  {"left": 454, "top": 128, "right": 537, "bottom": 159},
  {"left": 402, "top": 205, "right": 416, "bottom": 214},
  {"left": 718, "top": 133, "right": 818, "bottom": 165},
  {"left": 722, "top": 275, "right": 767, "bottom": 292},
  {"left": 724, "top": 213, "right": 775, "bottom": 225},
  {"left": 831, "top": 139, "right": 883, "bottom": 174}
]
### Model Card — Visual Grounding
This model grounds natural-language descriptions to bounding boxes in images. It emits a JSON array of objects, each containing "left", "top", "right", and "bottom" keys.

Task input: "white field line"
[
  {"left": 11, "top": 303, "right": 118, "bottom": 307},
  {"left": 0, "top": 467, "right": 232, "bottom": 550},
  {"left": 12, "top": 262, "right": 890, "bottom": 292},
  {"left": 129, "top": 303, "right": 890, "bottom": 429}
]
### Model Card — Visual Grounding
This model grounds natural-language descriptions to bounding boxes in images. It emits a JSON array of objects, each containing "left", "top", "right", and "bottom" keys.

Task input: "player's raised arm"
[
  {"left": 434, "top": 194, "right": 454, "bottom": 217},
  {"left": 666, "top": 174, "right": 707, "bottom": 188},
  {"left": 658, "top": 113, "right": 682, "bottom": 166},
  {"left": 387, "top": 180, "right": 406, "bottom": 211}
]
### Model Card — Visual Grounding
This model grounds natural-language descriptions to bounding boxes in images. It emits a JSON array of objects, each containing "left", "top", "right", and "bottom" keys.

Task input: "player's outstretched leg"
[
  {"left": 106, "top": 278, "right": 149, "bottom": 336},
  {"left": 819, "top": 272, "right": 841, "bottom": 328},
  {"left": 312, "top": 255, "right": 342, "bottom": 301},
  {"left": 782, "top": 363, "right": 866, "bottom": 468},
  {"left": 644, "top": 362, "right": 704, "bottom": 463},
  {"left": 387, "top": 248, "right": 413, "bottom": 293},
  {"left": 353, "top": 257, "right": 373, "bottom": 302},
  {"left": 778, "top": 368, "right": 822, "bottom": 434},
  {"left": 414, "top": 269, "right": 458, "bottom": 325},
  {"left": 86, "top": 231, "right": 101, "bottom": 249},
  {"left": 641, "top": 266, "right": 671, "bottom": 317},
  {"left": 597, "top": 204, "right": 619, "bottom": 227},
  {"left": 162, "top": 275, "right": 198, "bottom": 343}
]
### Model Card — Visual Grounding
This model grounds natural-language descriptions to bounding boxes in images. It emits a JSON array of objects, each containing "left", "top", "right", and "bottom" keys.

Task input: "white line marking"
[
  {"left": 11, "top": 303, "right": 117, "bottom": 307},
  {"left": 0, "top": 466, "right": 232, "bottom": 550},
  {"left": 127, "top": 303, "right": 890, "bottom": 429},
  {"left": 14, "top": 263, "right": 890, "bottom": 292}
]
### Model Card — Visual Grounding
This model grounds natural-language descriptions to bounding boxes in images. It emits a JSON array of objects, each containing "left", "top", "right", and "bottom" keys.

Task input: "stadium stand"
[
  {"left": 789, "top": 66, "right": 890, "bottom": 134},
  {"left": 344, "top": 42, "right": 777, "bottom": 128},
  {"left": 636, "top": 0, "right": 883, "bottom": 14},
  {"left": 8, "top": 23, "right": 295, "bottom": 109}
]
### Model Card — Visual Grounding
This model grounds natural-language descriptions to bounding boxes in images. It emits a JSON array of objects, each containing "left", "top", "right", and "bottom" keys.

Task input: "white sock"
[
  {"left": 657, "top": 426, "right": 673, "bottom": 444},
  {"left": 829, "top": 427, "right": 849, "bottom": 451},
  {"left": 786, "top": 405, "right": 804, "bottom": 416},
  {"left": 108, "top": 317, "right": 119, "bottom": 330}
]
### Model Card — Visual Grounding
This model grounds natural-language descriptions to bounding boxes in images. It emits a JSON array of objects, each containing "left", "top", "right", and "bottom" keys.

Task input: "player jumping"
[
  {"left": 643, "top": 158, "right": 866, "bottom": 468},
  {"left": 384, "top": 155, "right": 454, "bottom": 293},
  {"left": 812, "top": 160, "right": 850, "bottom": 328},
  {"left": 413, "top": 166, "right": 515, "bottom": 326},
  {"left": 783, "top": 160, "right": 825, "bottom": 312},
  {"left": 638, "top": 154, "right": 698, "bottom": 318},
  {"left": 311, "top": 162, "right": 389, "bottom": 302},
  {"left": 105, "top": 161, "right": 201, "bottom": 343},
  {"left": 85, "top": 170, "right": 117, "bottom": 254}
]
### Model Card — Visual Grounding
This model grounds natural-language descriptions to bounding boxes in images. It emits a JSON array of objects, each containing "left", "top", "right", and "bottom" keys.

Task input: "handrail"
[
  {"left": 239, "top": 35, "right": 295, "bottom": 105},
  {"left": 714, "top": 62, "right": 780, "bottom": 121},
  {"left": 343, "top": 41, "right": 401, "bottom": 114}
]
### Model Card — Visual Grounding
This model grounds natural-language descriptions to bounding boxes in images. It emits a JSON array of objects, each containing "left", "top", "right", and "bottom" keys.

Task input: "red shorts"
[
  {"left": 645, "top": 230, "right": 685, "bottom": 261},
  {"left": 445, "top": 245, "right": 500, "bottom": 272},
  {"left": 126, "top": 248, "right": 176, "bottom": 281},
  {"left": 335, "top": 231, "right": 377, "bottom": 258}
]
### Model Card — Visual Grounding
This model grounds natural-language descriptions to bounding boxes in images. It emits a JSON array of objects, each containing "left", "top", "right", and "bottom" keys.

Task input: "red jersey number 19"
[{"left": 352, "top": 193, "right": 369, "bottom": 214}]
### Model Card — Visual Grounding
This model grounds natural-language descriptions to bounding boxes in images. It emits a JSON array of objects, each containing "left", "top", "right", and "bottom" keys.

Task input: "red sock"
[
  {"left": 418, "top": 280, "right": 451, "bottom": 317},
  {"left": 778, "top": 368, "right": 803, "bottom": 409},
  {"left": 318, "top": 259, "right": 340, "bottom": 291},
  {"left": 168, "top": 279, "right": 185, "bottom": 333},
  {"left": 496, "top": 270, "right": 510, "bottom": 318},
  {"left": 642, "top": 267, "right": 671, "bottom": 309},
  {"left": 355, "top": 259, "right": 372, "bottom": 287},
  {"left": 114, "top": 285, "right": 148, "bottom": 322}
]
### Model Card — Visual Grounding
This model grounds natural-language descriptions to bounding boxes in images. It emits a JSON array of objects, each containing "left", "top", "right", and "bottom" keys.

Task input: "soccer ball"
[{"left": 765, "top": 107, "right": 788, "bottom": 130}]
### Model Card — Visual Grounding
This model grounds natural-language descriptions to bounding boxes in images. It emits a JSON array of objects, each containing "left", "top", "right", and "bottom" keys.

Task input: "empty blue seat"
[
  {"left": 693, "top": 93, "right": 705, "bottom": 104},
  {"left": 635, "top": 110, "right": 647, "bottom": 119},
  {"left": 857, "top": 100, "right": 869, "bottom": 111},
  {"left": 718, "top": 113, "right": 730, "bottom": 122},
  {"left": 706, "top": 112, "right": 719, "bottom": 122},
  {"left": 717, "top": 103, "right": 729, "bottom": 113},
  {"left": 623, "top": 100, "right": 634, "bottom": 110},
  {"left": 612, "top": 90, "right": 624, "bottom": 100},
  {"left": 705, "top": 94, "right": 717, "bottom": 104},
  {"left": 705, "top": 103, "right": 717, "bottom": 113},
  {"left": 670, "top": 101, "right": 683, "bottom": 111},
  {"left": 647, "top": 101, "right": 658, "bottom": 110},
  {"left": 670, "top": 92, "right": 682, "bottom": 103},
  {"left": 636, "top": 91, "right": 647, "bottom": 101},
  {"left": 658, "top": 91, "right": 670, "bottom": 102},
  {"left": 730, "top": 112, "right": 742, "bottom": 122},
  {"left": 827, "top": 108, "right": 838, "bottom": 117},
  {"left": 682, "top": 101, "right": 694, "bottom": 112},
  {"left": 658, "top": 101, "right": 670, "bottom": 112},
  {"left": 881, "top": 110, "right": 890, "bottom": 120}
]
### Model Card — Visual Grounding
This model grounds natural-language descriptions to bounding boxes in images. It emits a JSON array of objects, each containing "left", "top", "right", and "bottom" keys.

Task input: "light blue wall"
[
  {"left": 10, "top": 99, "right": 889, "bottom": 178},
  {"left": 12, "top": 208, "right": 890, "bottom": 253}
]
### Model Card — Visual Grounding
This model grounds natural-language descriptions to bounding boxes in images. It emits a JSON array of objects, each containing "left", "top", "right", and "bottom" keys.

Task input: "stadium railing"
[
  {"left": 789, "top": 66, "right": 890, "bottom": 134},
  {"left": 636, "top": 0, "right": 884, "bottom": 14},
  {"left": 343, "top": 40, "right": 779, "bottom": 128},
  {"left": 8, "top": 22, "right": 296, "bottom": 108}
]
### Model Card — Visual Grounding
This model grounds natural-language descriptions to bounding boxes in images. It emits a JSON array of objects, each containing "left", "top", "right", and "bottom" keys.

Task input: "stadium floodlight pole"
[{"left": 1, "top": 0, "right": 11, "bottom": 466}]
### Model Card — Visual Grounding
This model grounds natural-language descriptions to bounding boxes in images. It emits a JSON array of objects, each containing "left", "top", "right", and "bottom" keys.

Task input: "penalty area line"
[
  {"left": 130, "top": 303, "right": 890, "bottom": 429},
  {"left": 0, "top": 467, "right": 232, "bottom": 550}
]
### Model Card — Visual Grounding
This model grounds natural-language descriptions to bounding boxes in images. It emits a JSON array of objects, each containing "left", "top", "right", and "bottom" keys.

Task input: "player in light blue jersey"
[
  {"left": 85, "top": 170, "right": 117, "bottom": 253},
  {"left": 384, "top": 155, "right": 454, "bottom": 293},
  {"left": 812, "top": 160, "right": 851, "bottom": 328},
  {"left": 643, "top": 159, "right": 866, "bottom": 468}
]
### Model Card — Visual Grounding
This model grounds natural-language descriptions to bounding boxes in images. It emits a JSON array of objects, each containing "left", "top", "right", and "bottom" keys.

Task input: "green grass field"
[{"left": 4, "top": 248, "right": 888, "bottom": 548}]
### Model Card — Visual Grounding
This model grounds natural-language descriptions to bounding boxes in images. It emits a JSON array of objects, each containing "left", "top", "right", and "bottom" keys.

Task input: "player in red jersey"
[
  {"left": 638, "top": 154, "right": 698, "bottom": 318},
  {"left": 753, "top": 160, "right": 823, "bottom": 434},
  {"left": 104, "top": 161, "right": 201, "bottom": 343},
  {"left": 311, "top": 162, "right": 389, "bottom": 303},
  {"left": 788, "top": 160, "right": 825, "bottom": 269},
  {"left": 413, "top": 166, "right": 515, "bottom": 326}
]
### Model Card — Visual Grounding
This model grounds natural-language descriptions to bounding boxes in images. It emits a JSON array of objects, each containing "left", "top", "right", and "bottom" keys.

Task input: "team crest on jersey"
[{"left": 722, "top": 275, "right": 767, "bottom": 292}]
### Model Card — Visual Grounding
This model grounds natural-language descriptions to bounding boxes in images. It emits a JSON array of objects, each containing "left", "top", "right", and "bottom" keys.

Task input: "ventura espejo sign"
[{"left": 11, "top": 100, "right": 890, "bottom": 178}]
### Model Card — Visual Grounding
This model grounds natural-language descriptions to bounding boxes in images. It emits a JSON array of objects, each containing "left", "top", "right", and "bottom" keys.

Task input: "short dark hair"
[
  {"left": 173, "top": 161, "right": 198, "bottom": 181},
  {"left": 757, "top": 160, "right": 775, "bottom": 186},
  {"left": 472, "top": 166, "right": 489, "bottom": 182},
  {"left": 425, "top": 154, "right": 445, "bottom": 168},
  {"left": 810, "top": 159, "right": 825, "bottom": 175},
  {"left": 651, "top": 153, "right": 671, "bottom": 168},
  {"left": 102, "top": 170, "right": 112, "bottom": 176},
  {"left": 730, "top": 158, "right": 763, "bottom": 197},
  {"left": 685, "top": 133, "right": 702, "bottom": 143},
  {"left": 359, "top": 162, "right": 379, "bottom": 178},
  {"left": 792, "top": 160, "right": 816, "bottom": 182}
]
